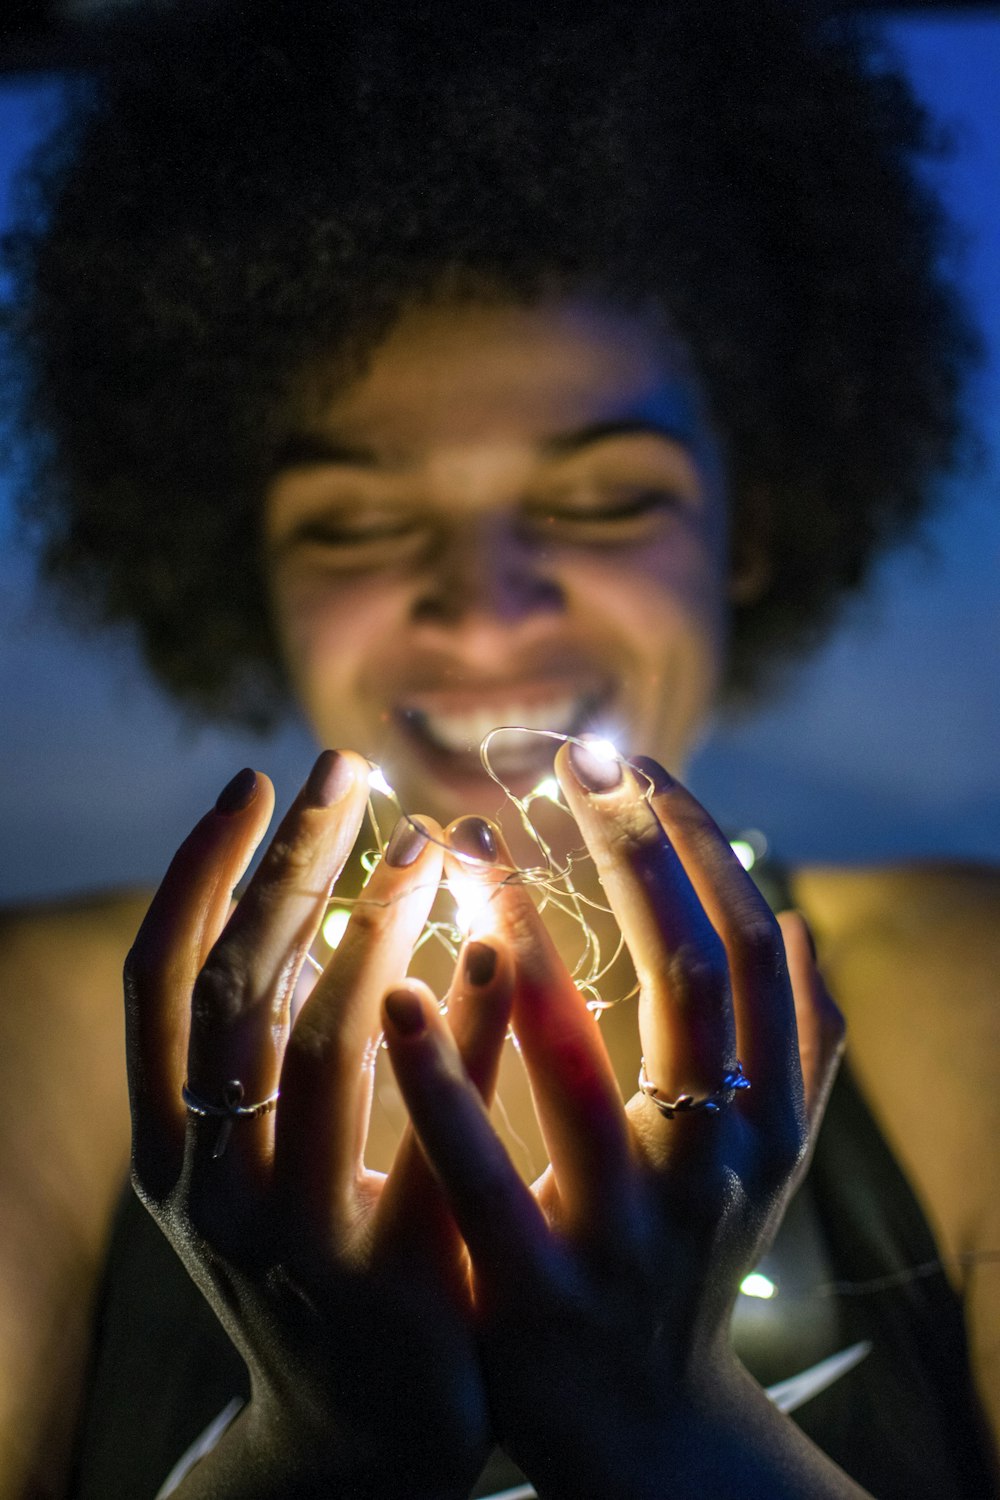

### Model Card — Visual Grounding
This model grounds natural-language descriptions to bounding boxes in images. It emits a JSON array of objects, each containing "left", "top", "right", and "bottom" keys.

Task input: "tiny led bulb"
[
  {"left": 368, "top": 765, "right": 393, "bottom": 797},
  {"left": 740, "top": 1272, "right": 776, "bottom": 1300},
  {"left": 449, "top": 873, "right": 493, "bottom": 937},
  {"left": 587, "top": 737, "right": 620, "bottom": 764},
  {"left": 322, "top": 907, "right": 351, "bottom": 950},
  {"left": 730, "top": 839, "right": 756, "bottom": 871},
  {"left": 531, "top": 776, "right": 562, "bottom": 803}
]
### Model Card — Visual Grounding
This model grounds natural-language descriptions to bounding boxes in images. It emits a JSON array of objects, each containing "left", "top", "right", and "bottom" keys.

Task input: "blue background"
[{"left": 1, "top": 13, "right": 997, "bottom": 903}]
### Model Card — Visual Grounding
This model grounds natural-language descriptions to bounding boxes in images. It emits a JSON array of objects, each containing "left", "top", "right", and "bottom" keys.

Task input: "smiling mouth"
[{"left": 396, "top": 686, "right": 612, "bottom": 780}]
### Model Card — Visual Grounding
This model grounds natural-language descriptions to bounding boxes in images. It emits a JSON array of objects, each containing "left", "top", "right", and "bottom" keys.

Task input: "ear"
[{"left": 728, "top": 487, "right": 773, "bottom": 605}]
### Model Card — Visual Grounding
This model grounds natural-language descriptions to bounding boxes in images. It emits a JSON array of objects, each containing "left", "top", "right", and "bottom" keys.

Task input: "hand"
[
  {"left": 382, "top": 746, "right": 856, "bottom": 1500},
  {"left": 124, "top": 751, "right": 511, "bottom": 1500}
]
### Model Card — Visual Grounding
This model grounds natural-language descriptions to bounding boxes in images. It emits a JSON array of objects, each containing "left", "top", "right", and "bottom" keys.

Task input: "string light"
[
  {"left": 740, "top": 1272, "right": 777, "bottom": 1300},
  {"left": 321, "top": 906, "right": 351, "bottom": 950},
  {"left": 307, "top": 732, "right": 651, "bottom": 1009},
  {"left": 448, "top": 872, "right": 495, "bottom": 937},
  {"left": 730, "top": 839, "right": 757, "bottom": 872},
  {"left": 367, "top": 764, "right": 393, "bottom": 797}
]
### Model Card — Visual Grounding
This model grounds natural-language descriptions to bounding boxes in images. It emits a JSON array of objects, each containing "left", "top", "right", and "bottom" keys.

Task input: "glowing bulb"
[
  {"left": 730, "top": 839, "right": 756, "bottom": 871},
  {"left": 531, "top": 776, "right": 562, "bottom": 803},
  {"left": 585, "top": 737, "right": 620, "bottom": 764},
  {"left": 740, "top": 1272, "right": 776, "bottom": 1300},
  {"left": 322, "top": 906, "right": 351, "bottom": 949},
  {"left": 449, "top": 873, "right": 493, "bottom": 937},
  {"left": 368, "top": 765, "right": 393, "bottom": 797}
]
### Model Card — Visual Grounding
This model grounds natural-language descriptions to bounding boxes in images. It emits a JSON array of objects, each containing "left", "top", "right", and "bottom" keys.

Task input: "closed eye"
[
  {"left": 271, "top": 514, "right": 427, "bottom": 568},
  {"left": 523, "top": 487, "right": 686, "bottom": 541}
]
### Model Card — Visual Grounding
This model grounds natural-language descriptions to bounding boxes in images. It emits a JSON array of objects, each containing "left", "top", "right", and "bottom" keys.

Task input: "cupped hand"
[
  {"left": 124, "top": 751, "right": 512, "bottom": 1500},
  {"left": 382, "top": 746, "right": 854, "bottom": 1500}
]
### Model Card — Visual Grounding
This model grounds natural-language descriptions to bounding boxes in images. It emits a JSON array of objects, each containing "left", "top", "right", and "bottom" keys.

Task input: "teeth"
[{"left": 412, "top": 696, "right": 585, "bottom": 755}]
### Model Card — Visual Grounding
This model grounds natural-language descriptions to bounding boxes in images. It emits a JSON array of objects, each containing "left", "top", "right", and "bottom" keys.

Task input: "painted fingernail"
[
  {"left": 385, "top": 815, "right": 429, "bottom": 867},
  {"left": 630, "top": 755, "right": 675, "bottom": 795},
  {"left": 215, "top": 767, "right": 258, "bottom": 814},
  {"left": 568, "top": 739, "right": 623, "bottom": 793},
  {"left": 449, "top": 816, "right": 498, "bottom": 862},
  {"left": 465, "top": 941, "right": 498, "bottom": 986},
  {"left": 384, "top": 988, "right": 426, "bottom": 1036},
  {"left": 305, "top": 749, "right": 354, "bottom": 808}
]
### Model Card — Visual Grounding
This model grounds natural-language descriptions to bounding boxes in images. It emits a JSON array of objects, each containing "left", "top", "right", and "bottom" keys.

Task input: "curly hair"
[{"left": 1, "top": 0, "right": 977, "bottom": 727}]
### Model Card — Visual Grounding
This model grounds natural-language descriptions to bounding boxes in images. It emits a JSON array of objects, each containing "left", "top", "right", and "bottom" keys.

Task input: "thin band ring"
[
  {"left": 637, "top": 1058, "right": 750, "bottom": 1119},
  {"left": 182, "top": 1079, "right": 280, "bottom": 1158}
]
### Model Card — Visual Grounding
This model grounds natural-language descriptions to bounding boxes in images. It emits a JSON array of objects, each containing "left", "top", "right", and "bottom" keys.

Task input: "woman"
[{"left": 0, "top": 2, "right": 996, "bottom": 1496}]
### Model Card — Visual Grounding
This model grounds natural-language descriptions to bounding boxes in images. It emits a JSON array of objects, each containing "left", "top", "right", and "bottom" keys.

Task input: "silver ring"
[
  {"left": 637, "top": 1058, "right": 750, "bottom": 1119},
  {"left": 182, "top": 1080, "right": 279, "bottom": 1158}
]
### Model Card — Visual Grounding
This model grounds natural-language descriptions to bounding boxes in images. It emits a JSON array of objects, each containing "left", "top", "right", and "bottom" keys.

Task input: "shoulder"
[
  {"left": 788, "top": 858, "right": 999, "bottom": 1140},
  {"left": 788, "top": 860, "right": 999, "bottom": 1238},
  {"left": 788, "top": 860, "right": 998, "bottom": 1110},
  {"left": 789, "top": 860, "right": 1000, "bottom": 1433},
  {"left": 0, "top": 883, "right": 152, "bottom": 1212},
  {"left": 789, "top": 858, "right": 1000, "bottom": 946}
]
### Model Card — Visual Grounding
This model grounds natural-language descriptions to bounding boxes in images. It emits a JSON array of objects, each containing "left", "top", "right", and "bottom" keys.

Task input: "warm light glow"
[
  {"left": 585, "top": 737, "right": 620, "bottom": 764},
  {"left": 322, "top": 907, "right": 351, "bottom": 949},
  {"left": 367, "top": 765, "right": 393, "bottom": 797},
  {"left": 730, "top": 839, "right": 756, "bottom": 871},
  {"left": 531, "top": 776, "right": 562, "bottom": 803},
  {"left": 740, "top": 1272, "right": 777, "bottom": 1300},
  {"left": 448, "top": 872, "right": 493, "bottom": 937}
]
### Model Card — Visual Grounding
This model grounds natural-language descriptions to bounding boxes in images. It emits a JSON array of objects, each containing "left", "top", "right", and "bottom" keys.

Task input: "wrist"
[
  {"left": 524, "top": 1358, "right": 868, "bottom": 1500},
  {"left": 170, "top": 1399, "right": 474, "bottom": 1500}
]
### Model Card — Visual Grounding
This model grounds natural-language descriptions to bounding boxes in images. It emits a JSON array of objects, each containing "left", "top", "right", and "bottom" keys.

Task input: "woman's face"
[{"left": 265, "top": 298, "right": 731, "bottom": 824}]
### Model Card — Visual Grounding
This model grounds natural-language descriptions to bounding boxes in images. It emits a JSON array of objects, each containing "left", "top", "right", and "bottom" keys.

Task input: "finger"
[
  {"left": 556, "top": 742, "right": 734, "bottom": 1105},
  {"left": 382, "top": 984, "right": 548, "bottom": 1289},
  {"left": 374, "top": 940, "right": 513, "bottom": 1266},
  {"left": 185, "top": 750, "right": 371, "bottom": 1177},
  {"left": 276, "top": 814, "right": 444, "bottom": 1221},
  {"left": 778, "top": 911, "right": 845, "bottom": 1136},
  {"left": 444, "top": 816, "right": 632, "bottom": 1227},
  {"left": 628, "top": 755, "right": 799, "bottom": 1120},
  {"left": 124, "top": 768, "right": 275, "bottom": 1193}
]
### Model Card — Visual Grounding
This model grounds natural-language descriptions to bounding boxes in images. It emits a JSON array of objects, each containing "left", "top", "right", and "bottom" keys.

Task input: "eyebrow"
[
  {"left": 272, "top": 416, "right": 693, "bottom": 474},
  {"left": 541, "top": 418, "right": 693, "bottom": 458}
]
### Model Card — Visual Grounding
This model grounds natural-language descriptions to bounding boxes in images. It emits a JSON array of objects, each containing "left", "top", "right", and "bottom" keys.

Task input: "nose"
[{"left": 410, "top": 513, "right": 565, "bottom": 631}]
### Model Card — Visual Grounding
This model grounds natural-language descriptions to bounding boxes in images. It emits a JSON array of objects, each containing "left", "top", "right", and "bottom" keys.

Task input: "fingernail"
[
  {"left": 568, "top": 739, "right": 623, "bottom": 793},
  {"left": 449, "top": 816, "right": 498, "bottom": 862},
  {"left": 384, "top": 988, "right": 426, "bottom": 1036},
  {"left": 465, "top": 941, "right": 497, "bottom": 986},
  {"left": 385, "top": 815, "right": 429, "bottom": 867},
  {"left": 630, "top": 755, "right": 675, "bottom": 795},
  {"left": 305, "top": 749, "right": 354, "bottom": 808},
  {"left": 215, "top": 767, "right": 258, "bottom": 814}
]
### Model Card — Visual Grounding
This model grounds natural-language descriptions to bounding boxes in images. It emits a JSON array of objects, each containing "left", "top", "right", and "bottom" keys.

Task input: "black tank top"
[
  {"left": 69, "top": 1059, "right": 997, "bottom": 1500},
  {"left": 69, "top": 843, "right": 997, "bottom": 1499}
]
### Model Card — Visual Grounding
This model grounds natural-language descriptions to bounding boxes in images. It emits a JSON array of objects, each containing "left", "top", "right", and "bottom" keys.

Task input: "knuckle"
[
  {"left": 737, "top": 913, "right": 784, "bottom": 969},
  {"left": 339, "top": 901, "right": 382, "bottom": 944},
  {"left": 665, "top": 939, "right": 729, "bottom": 1008},
  {"left": 191, "top": 956, "right": 249, "bottom": 1031},
  {"left": 259, "top": 831, "right": 318, "bottom": 886},
  {"left": 284, "top": 1009, "right": 350, "bottom": 1069}
]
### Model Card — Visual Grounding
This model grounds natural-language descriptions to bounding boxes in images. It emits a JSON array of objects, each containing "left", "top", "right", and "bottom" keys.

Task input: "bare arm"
[
  {"left": 792, "top": 861, "right": 1000, "bottom": 1447},
  {"left": 0, "top": 892, "right": 145, "bottom": 1500}
]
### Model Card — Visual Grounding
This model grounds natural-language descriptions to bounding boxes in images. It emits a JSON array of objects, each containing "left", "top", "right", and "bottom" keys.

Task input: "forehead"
[{"left": 306, "top": 298, "right": 709, "bottom": 456}]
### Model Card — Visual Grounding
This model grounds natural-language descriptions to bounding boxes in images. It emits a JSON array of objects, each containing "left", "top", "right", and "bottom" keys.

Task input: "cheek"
[
  {"left": 270, "top": 571, "right": 399, "bottom": 702},
  {"left": 563, "top": 543, "right": 727, "bottom": 752},
  {"left": 566, "top": 538, "right": 727, "bottom": 660}
]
